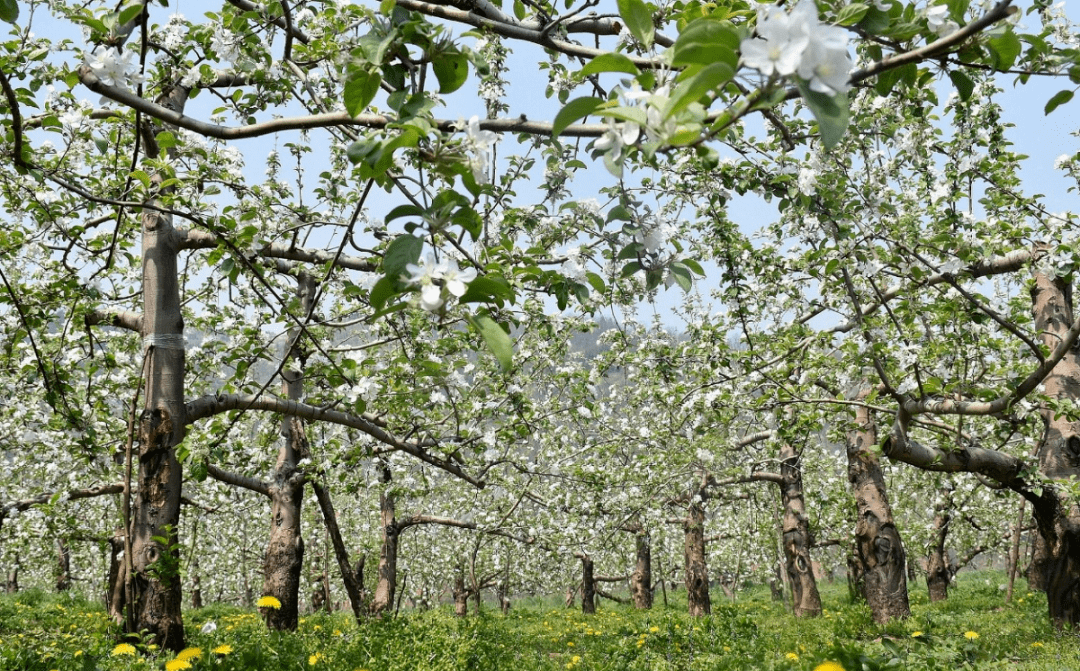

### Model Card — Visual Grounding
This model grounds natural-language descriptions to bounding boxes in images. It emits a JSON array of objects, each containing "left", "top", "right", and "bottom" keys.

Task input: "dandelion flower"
[
  {"left": 111, "top": 643, "right": 137, "bottom": 657},
  {"left": 212, "top": 644, "right": 234, "bottom": 655},
  {"left": 1031, "top": 641, "right": 1044, "bottom": 647},
  {"left": 165, "top": 661, "right": 192, "bottom": 671},
  {"left": 176, "top": 647, "right": 201, "bottom": 662},
  {"left": 964, "top": 631, "right": 979, "bottom": 640},
  {"left": 257, "top": 595, "right": 282, "bottom": 609},
  {"left": 911, "top": 631, "right": 924, "bottom": 638},
  {"left": 786, "top": 652, "right": 800, "bottom": 661},
  {"left": 649, "top": 626, "right": 659, "bottom": 632},
  {"left": 309, "top": 653, "right": 322, "bottom": 665},
  {"left": 813, "top": 663, "right": 845, "bottom": 671}
]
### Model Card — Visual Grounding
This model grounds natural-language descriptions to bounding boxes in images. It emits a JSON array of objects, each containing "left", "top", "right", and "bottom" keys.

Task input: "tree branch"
[
  {"left": 205, "top": 464, "right": 270, "bottom": 497},
  {"left": 185, "top": 393, "right": 483, "bottom": 487}
]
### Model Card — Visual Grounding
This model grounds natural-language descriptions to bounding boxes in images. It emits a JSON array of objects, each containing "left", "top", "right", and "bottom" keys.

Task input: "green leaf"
[
  {"left": 552, "top": 96, "right": 604, "bottom": 137},
  {"left": 470, "top": 315, "right": 513, "bottom": 372},
  {"left": 585, "top": 272, "right": 607, "bottom": 295},
  {"left": 459, "top": 275, "right": 515, "bottom": 305},
  {"left": 344, "top": 69, "right": 381, "bottom": 117},
  {"left": 795, "top": 79, "right": 849, "bottom": 150},
  {"left": 0, "top": 0, "right": 17, "bottom": 23},
  {"left": 671, "top": 18, "right": 739, "bottom": 69},
  {"left": 680, "top": 258, "right": 706, "bottom": 276},
  {"left": 382, "top": 234, "right": 423, "bottom": 282},
  {"left": 118, "top": 2, "right": 142, "bottom": 26},
  {"left": 874, "top": 66, "right": 904, "bottom": 97},
  {"left": 385, "top": 204, "right": 425, "bottom": 222},
  {"left": 369, "top": 276, "right": 397, "bottom": 310},
  {"left": 620, "top": 261, "right": 642, "bottom": 278},
  {"left": 858, "top": 4, "right": 891, "bottom": 33},
  {"left": 432, "top": 51, "right": 469, "bottom": 94},
  {"left": 579, "top": 53, "right": 641, "bottom": 77},
  {"left": 664, "top": 62, "right": 733, "bottom": 117},
  {"left": 989, "top": 29, "right": 1021, "bottom": 71},
  {"left": 617, "top": 0, "right": 654, "bottom": 48},
  {"left": 835, "top": 2, "right": 868, "bottom": 26},
  {"left": 1045, "top": 89, "right": 1075, "bottom": 115},
  {"left": 948, "top": 70, "right": 975, "bottom": 102}
]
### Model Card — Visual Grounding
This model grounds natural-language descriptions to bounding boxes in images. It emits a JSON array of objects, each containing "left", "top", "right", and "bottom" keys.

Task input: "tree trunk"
[
  {"left": 684, "top": 500, "right": 711, "bottom": 616},
  {"left": 371, "top": 466, "right": 398, "bottom": 615},
  {"left": 630, "top": 531, "right": 653, "bottom": 609},
  {"left": 311, "top": 481, "right": 366, "bottom": 623},
  {"left": 1007, "top": 497, "right": 1027, "bottom": 602},
  {"left": 580, "top": 555, "right": 596, "bottom": 614},
  {"left": 1028, "top": 271, "right": 1080, "bottom": 625},
  {"left": 779, "top": 442, "right": 822, "bottom": 617},
  {"left": 453, "top": 569, "right": 468, "bottom": 617},
  {"left": 847, "top": 401, "right": 910, "bottom": 623},
  {"left": 127, "top": 83, "right": 191, "bottom": 653},
  {"left": 925, "top": 492, "right": 951, "bottom": 602},
  {"left": 5, "top": 555, "right": 17, "bottom": 593},
  {"left": 262, "top": 274, "right": 314, "bottom": 631},
  {"left": 1027, "top": 529, "right": 1048, "bottom": 592},
  {"left": 56, "top": 538, "right": 71, "bottom": 592},
  {"left": 564, "top": 585, "right": 576, "bottom": 608}
]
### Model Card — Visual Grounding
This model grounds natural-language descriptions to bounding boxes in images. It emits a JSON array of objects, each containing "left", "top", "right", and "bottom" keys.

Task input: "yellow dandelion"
[
  {"left": 257, "top": 595, "right": 282, "bottom": 609},
  {"left": 567, "top": 641, "right": 574, "bottom": 647},
  {"left": 964, "top": 631, "right": 979, "bottom": 640},
  {"left": 649, "top": 626, "right": 659, "bottom": 633},
  {"left": 786, "top": 652, "right": 800, "bottom": 661},
  {"left": 212, "top": 644, "right": 234, "bottom": 655},
  {"left": 165, "top": 661, "right": 192, "bottom": 671},
  {"left": 111, "top": 643, "right": 137, "bottom": 657},
  {"left": 911, "top": 631, "right": 924, "bottom": 638},
  {"left": 176, "top": 647, "right": 202, "bottom": 662},
  {"left": 1032, "top": 641, "right": 1044, "bottom": 648},
  {"left": 813, "top": 663, "right": 846, "bottom": 671},
  {"left": 309, "top": 653, "right": 322, "bottom": 665}
]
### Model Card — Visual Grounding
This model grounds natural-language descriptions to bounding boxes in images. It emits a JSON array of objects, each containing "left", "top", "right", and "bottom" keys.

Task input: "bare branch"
[
  {"left": 185, "top": 393, "right": 483, "bottom": 487},
  {"left": 86, "top": 309, "right": 143, "bottom": 333},
  {"left": 205, "top": 464, "right": 270, "bottom": 497}
]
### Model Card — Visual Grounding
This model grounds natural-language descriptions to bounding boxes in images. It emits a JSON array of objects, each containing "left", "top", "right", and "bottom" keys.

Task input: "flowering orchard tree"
[{"left": 0, "top": 0, "right": 1077, "bottom": 649}]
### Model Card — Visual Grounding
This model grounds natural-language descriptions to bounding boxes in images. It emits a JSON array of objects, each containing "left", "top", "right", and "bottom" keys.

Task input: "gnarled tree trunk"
[
  {"left": 453, "top": 568, "right": 468, "bottom": 617},
  {"left": 630, "top": 530, "right": 653, "bottom": 609},
  {"left": 1029, "top": 271, "right": 1080, "bottom": 625},
  {"left": 56, "top": 538, "right": 71, "bottom": 592},
  {"left": 779, "top": 442, "right": 822, "bottom": 617},
  {"left": 684, "top": 500, "right": 711, "bottom": 616},
  {"left": 925, "top": 490, "right": 951, "bottom": 602},
  {"left": 262, "top": 275, "right": 314, "bottom": 631},
  {"left": 847, "top": 402, "right": 910, "bottom": 623},
  {"left": 371, "top": 466, "right": 398, "bottom": 615}
]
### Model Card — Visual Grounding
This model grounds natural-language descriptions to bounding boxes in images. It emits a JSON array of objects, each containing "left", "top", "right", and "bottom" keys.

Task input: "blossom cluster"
[
  {"left": 83, "top": 45, "right": 143, "bottom": 91},
  {"left": 402, "top": 252, "right": 477, "bottom": 313},
  {"left": 740, "top": 0, "right": 853, "bottom": 95},
  {"left": 456, "top": 115, "right": 500, "bottom": 183}
]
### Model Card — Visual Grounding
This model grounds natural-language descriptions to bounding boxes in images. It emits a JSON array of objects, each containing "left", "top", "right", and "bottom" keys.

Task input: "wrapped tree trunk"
[
  {"left": 371, "top": 466, "right": 398, "bottom": 615},
  {"left": 684, "top": 499, "right": 711, "bottom": 616},
  {"left": 630, "top": 530, "right": 653, "bottom": 610},
  {"left": 124, "top": 82, "right": 193, "bottom": 653},
  {"left": 779, "top": 442, "right": 822, "bottom": 617},
  {"left": 580, "top": 555, "right": 596, "bottom": 614},
  {"left": 262, "top": 275, "right": 314, "bottom": 631},
  {"left": 847, "top": 402, "right": 910, "bottom": 623},
  {"left": 1028, "top": 271, "right": 1080, "bottom": 625}
]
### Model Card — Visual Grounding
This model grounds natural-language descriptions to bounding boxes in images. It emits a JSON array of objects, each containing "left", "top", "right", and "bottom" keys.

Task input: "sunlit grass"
[{"left": 1, "top": 570, "right": 1078, "bottom": 670}]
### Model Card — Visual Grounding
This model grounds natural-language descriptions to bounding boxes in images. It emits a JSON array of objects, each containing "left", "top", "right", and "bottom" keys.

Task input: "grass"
[{"left": 1, "top": 571, "right": 1077, "bottom": 670}]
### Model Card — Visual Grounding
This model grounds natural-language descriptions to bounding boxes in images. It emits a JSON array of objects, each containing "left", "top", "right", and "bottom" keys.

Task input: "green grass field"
[{"left": 1, "top": 571, "right": 1077, "bottom": 671}]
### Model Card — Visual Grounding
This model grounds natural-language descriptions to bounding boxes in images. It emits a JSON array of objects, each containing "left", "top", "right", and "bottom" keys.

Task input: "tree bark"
[
  {"left": 684, "top": 499, "right": 711, "bottom": 616},
  {"left": 311, "top": 480, "right": 366, "bottom": 623},
  {"left": 262, "top": 274, "right": 315, "bottom": 631},
  {"left": 126, "top": 82, "right": 191, "bottom": 653},
  {"left": 370, "top": 466, "right": 398, "bottom": 615},
  {"left": 630, "top": 530, "right": 653, "bottom": 609},
  {"left": 778, "top": 442, "right": 822, "bottom": 617},
  {"left": 1028, "top": 271, "right": 1080, "bottom": 625},
  {"left": 847, "top": 401, "right": 910, "bottom": 623},
  {"left": 925, "top": 489, "right": 951, "bottom": 602},
  {"left": 1006, "top": 497, "right": 1026, "bottom": 602},
  {"left": 580, "top": 555, "right": 596, "bottom": 614},
  {"left": 453, "top": 568, "right": 468, "bottom": 617},
  {"left": 56, "top": 538, "right": 71, "bottom": 592}
]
